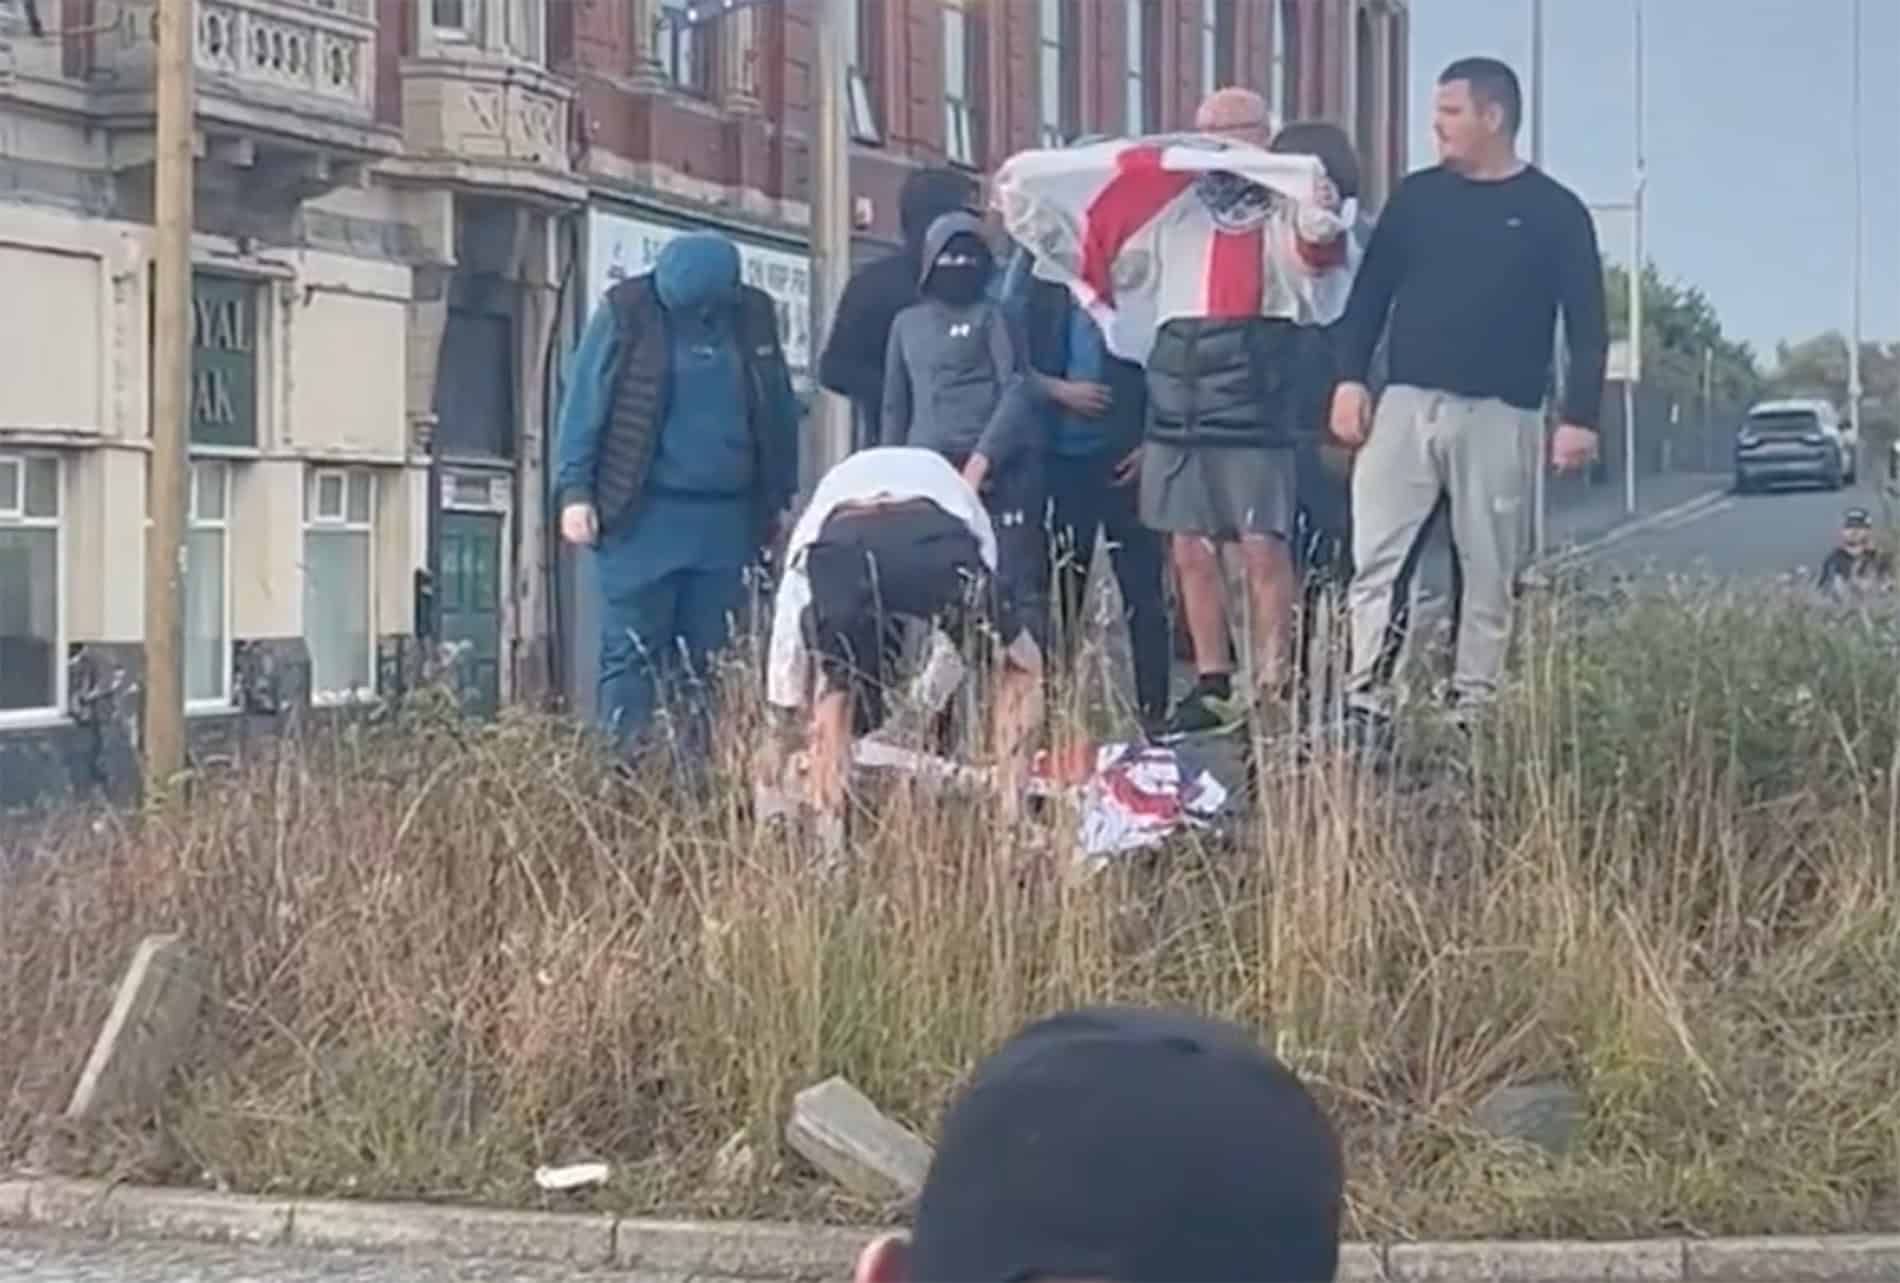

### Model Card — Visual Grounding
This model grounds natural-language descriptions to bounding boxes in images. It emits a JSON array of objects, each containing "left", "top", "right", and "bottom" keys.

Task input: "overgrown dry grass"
[{"left": 6, "top": 578, "right": 1900, "bottom": 1241}]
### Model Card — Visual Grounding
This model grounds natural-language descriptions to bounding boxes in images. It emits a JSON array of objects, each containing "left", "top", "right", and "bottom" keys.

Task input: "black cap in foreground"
[
  {"left": 1844, "top": 507, "right": 1873, "bottom": 529},
  {"left": 908, "top": 1006, "right": 1343, "bottom": 1283}
]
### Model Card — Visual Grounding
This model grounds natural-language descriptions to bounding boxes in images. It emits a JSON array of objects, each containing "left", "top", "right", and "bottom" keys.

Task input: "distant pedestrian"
[
  {"left": 555, "top": 232, "right": 799, "bottom": 757},
  {"left": 820, "top": 168, "right": 980, "bottom": 451},
  {"left": 850, "top": 1005, "right": 1343, "bottom": 1283},
  {"left": 1818, "top": 507, "right": 1893, "bottom": 597},
  {"left": 1331, "top": 56, "right": 1607, "bottom": 754}
]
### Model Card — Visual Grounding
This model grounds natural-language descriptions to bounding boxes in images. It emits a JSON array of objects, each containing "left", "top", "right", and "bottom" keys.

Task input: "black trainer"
[{"left": 1160, "top": 678, "right": 1248, "bottom": 740}]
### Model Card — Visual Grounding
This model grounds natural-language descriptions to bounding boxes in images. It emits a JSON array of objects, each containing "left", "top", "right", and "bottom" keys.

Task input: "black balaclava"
[{"left": 925, "top": 232, "right": 993, "bottom": 307}]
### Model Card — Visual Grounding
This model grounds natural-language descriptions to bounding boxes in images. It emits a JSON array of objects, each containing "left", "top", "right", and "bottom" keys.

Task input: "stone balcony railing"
[
  {"left": 194, "top": 0, "right": 374, "bottom": 113},
  {"left": 96, "top": 0, "right": 391, "bottom": 153}
]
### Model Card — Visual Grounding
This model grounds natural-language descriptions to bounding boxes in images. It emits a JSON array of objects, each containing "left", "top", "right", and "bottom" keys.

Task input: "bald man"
[
  {"left": 1141, "top": 87, "right": 1347, "bottom": 739},
  {"left": 1196, "top": 85, "right": 1276, "bottom": 145}
]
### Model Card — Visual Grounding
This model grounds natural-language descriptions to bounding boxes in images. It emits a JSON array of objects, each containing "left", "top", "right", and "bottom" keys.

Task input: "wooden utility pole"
[
  {"left": 809, "top": 0, "right": 853, "bottom": 477},
  {"left": 144, "top": 0, "right": 194, "bottom": 787}
]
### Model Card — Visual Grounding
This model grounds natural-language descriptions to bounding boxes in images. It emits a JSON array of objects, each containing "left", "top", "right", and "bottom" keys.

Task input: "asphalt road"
[{"left": 1576, "top": 474, "right": 1885, "bottom": 583}]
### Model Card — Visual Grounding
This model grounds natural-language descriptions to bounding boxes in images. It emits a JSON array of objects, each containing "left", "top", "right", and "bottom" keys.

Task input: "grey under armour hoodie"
[{"left": 879, "top": 211, "right": 1033, "bottom": 464}]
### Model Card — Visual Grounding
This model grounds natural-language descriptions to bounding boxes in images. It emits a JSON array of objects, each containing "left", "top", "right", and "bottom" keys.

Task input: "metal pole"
[
  {"left": 810, "top": 0, "right": 854, "bottom": 477},
  {"left": 1529, "top": 0, "right": 1547, "bottom": 560},
  {"left": 145, "top": 0, "right": 194, "bottom": 789},
  {"left": 1850, "top": 0, "right": 1863, "bottom": 452},
  {"left": 1624, "top": 0, "right": 1644, "bottom": 516}
]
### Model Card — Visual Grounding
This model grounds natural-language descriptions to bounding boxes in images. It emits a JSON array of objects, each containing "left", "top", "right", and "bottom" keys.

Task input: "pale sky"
[{"left": 1408, "top": 0, "right": 1888, "bottom": 361}]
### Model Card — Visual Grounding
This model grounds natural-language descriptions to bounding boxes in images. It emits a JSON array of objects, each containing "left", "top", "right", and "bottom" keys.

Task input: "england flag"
[{"left": 991, "top": 134, "right": 1365, "bottom": 365}]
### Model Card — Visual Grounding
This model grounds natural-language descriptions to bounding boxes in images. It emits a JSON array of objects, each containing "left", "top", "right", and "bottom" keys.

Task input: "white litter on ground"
[{"left": 532, "top": 1162, "right": 610, "bottom": 1192}]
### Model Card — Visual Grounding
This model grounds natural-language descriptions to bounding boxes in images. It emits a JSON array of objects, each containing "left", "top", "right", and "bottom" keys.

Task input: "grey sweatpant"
[{"left": 1346, "top": 384, "right": 1539, "bottom": 713}]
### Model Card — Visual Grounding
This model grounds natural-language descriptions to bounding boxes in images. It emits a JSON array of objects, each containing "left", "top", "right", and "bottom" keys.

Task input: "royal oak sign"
[{"left": 188, "top": 274, "right": 257, "bottom": 448}]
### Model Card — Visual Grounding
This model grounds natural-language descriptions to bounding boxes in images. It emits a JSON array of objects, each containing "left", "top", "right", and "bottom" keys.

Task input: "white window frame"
[
  {"left": 0, "top": 451, "right": 65, "bottom": 727},
  {"left": 1037, "top": 0, "right": 1067, "bottom": 146},
  {"left": 185, "top": 459, "right": 234, "bottom": 713},
  {"left": 502, "top": 0, "right": 543, "bottom": 62},
  {"left": 304, "top": 466, "right": 379, "bottom": 707},
  {"left": 943, "top": 0, "right": 976, "bottom": 168},
  {"left": 1123, "top": 0, "right": 1145, "bottom": 136},
  {"left": 845, "top": 0, "right": 882, "bottom": 144},
  {"left": 1274, "top": 0, "right": 1294, "bottom": 126},
  {"left": 1200, "top": 0, "right": 1219, "bottom": 95},
  {"left": 657, "top": 0, "right": 712, "bottom": 95},
  {"left": 426, "top": 0, "right": 544, "bottom": 63},
  {"left": 428, "top": 0, "right": 476, "bottom": 41}
]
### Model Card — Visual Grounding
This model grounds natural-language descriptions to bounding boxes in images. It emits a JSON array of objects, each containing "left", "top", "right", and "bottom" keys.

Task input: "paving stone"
[
  {"left": 65, "top": 935, "right": 208, "bottom": 1124},
  {"left": 783, "top": 1077, "right": 932, "bottom": 1202}
]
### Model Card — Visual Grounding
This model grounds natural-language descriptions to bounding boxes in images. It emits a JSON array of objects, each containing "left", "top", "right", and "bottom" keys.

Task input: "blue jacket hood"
[{"left": 655, "top": 233, "right": 742, "bottom": 315}]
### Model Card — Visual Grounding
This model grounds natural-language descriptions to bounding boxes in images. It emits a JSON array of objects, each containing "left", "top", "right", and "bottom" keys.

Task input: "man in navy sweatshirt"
[
  {"left": 1331, "top": 56, "right": 1607, "bottom": 753},
  {"left": 554, "top": 231, "right": 799, "bottom": 756}
]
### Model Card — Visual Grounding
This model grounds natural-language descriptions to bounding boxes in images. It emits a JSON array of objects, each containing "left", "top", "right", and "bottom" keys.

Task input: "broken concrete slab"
[
  {"left": 784, "top": 1076, "right": 933, "bottom": 1201},
  {"left": 65, "top": 933, "right": 208, "bottom": 1123}
]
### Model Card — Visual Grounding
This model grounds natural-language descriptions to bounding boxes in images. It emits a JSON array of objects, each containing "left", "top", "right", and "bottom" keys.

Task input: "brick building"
[
  {"left": 568, "top": 0, "right": 1409, "bottom": 266},
  {"left": 0, "top": 0, "right": 1408, "bottom": 801}
]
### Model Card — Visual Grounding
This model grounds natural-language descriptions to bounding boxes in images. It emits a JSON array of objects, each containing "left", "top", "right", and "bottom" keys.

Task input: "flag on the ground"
[{"left": 991, "top": 135, "right": 1364, "bottom": 364}]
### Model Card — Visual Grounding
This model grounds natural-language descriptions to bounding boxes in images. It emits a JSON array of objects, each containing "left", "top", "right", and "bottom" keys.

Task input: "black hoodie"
[{"left": 818, "top": 167, "right": 978, "bottom": 449}]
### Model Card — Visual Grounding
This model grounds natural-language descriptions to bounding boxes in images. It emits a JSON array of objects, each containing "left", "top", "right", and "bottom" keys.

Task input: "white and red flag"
[{"left": 991, "top": 134, "right": 1364, "bottom": 364}]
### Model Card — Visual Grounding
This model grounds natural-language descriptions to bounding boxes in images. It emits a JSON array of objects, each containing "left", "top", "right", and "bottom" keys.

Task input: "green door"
[{"left": 438, "top": 510, "right": 504, "bottom": 717}]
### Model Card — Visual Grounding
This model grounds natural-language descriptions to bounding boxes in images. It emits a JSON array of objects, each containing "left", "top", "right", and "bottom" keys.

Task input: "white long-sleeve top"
[{"left": 766, "top": 448, "right": 998, "bottom": 711}]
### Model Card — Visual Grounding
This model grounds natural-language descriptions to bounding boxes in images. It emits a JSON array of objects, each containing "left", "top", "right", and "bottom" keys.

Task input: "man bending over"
[{"left": 767, "top": 447, "right": 1044, "bottom": 843}]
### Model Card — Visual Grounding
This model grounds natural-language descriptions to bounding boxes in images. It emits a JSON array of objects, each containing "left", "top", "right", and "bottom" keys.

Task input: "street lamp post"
[
  {"left": 1850, "top": 0, "right": 1863, "bottom": 450},
  {"left": 1530, "top": 0, "right": 1548, "bottom": 561},
  {"left": 1625, "top": 0, "right": 1645, "bottom": 518}
]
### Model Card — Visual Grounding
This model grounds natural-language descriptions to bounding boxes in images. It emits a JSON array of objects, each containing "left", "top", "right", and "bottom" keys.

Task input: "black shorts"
[{"left": 801, "top": 500, "right": 1015, "bottom": 730}]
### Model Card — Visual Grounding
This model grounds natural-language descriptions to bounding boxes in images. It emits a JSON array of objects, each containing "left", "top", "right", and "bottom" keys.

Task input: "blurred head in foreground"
[{"left": 853, "top": 1005, "right": 1344, "bottom": 1283}]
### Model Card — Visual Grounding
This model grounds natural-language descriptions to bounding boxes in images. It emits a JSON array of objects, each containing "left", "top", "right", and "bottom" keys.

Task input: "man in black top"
[{"left": 1330, "top": 56, "right": 1607, "bottom": 743}]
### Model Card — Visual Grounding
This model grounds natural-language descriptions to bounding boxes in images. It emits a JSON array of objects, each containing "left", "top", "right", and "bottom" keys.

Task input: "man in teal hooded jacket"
[{"left": 555, "top": 231, "right": 799, "bottom": 755}]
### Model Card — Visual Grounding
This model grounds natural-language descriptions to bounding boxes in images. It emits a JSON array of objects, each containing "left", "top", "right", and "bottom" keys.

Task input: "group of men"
[{"left": 554, "top": 55, "right": 1612, "bottom": 822}]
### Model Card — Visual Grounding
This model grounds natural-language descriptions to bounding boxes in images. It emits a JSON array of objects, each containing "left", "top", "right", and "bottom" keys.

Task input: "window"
[
  {"left": 1277, "top": 0, "right": 1300, "bottom": 124},
  {"left": 1354, "top": 6, "right": 1376, "bottom": 175},
  {"left": 502, "top": 0, "right": 543, "bottom": 62},
  {"left": 185, "top": 460, "right": 232, "bottom": 709},
  {"left": 1201, "top": 0, "right": 1236, "bottom": 96},
  {"left": 1123, "top": 0, "right": 1159, "bottom": 136},
  {"left": 304, "top": 468, "right": 376, "bottom": 704},
  {"left": 429, "top": 0, "right": 543, "bottom": 62},
  {"left": 657, "top": 0, "right": 716, "bottom": 96},
  {"left": 1037, "top": 0, "right": 1078, "bottom": 146},
  {"left": 1124, "top": 0, "right": 1145, "bottom": 135},
  {"left": 845, "top": 0, "right": 882, "bottom": 144},
  {"left": 430, "top": 0, "right": 474, "bottom": 38},
  {"left": 943, "top": 0, "right": 976, "bottom": 167},
  {"left": 0, "top": 453, "right": 61, "bottom": 720}
]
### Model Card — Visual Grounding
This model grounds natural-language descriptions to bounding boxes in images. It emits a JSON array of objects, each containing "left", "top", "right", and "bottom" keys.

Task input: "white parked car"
[{"left": 1734, "top": 398, "right": 1857, "bottom": 492}]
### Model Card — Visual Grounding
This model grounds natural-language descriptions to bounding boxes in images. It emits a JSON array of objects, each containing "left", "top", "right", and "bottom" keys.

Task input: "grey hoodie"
[{"left": 879, "top": 212, "right": 1029, "bottom": 463}]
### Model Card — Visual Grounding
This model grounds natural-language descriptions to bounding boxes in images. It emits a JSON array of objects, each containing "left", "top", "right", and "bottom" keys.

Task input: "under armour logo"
[{"left": 949, "top": 322, "right": 973, "bottom": 338}]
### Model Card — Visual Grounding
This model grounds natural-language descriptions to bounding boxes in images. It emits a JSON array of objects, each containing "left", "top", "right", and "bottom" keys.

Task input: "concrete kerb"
[{"left": 8, "top": 1178, "right": 1900, "bottom": 1280}]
